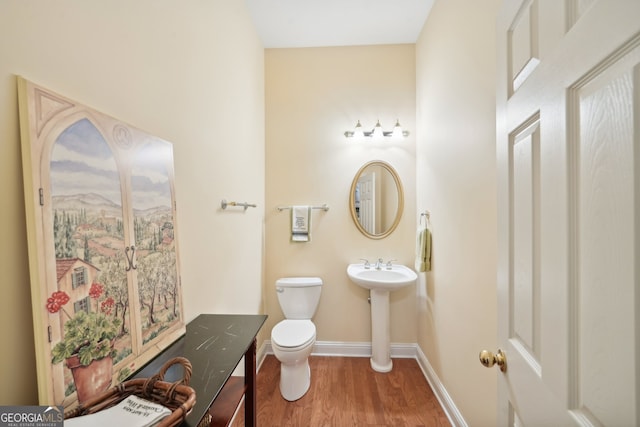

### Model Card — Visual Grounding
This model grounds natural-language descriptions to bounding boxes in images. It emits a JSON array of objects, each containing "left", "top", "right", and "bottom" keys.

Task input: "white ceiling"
[{"left": 245, "top": 0, "right": 435, "bottom": 48}]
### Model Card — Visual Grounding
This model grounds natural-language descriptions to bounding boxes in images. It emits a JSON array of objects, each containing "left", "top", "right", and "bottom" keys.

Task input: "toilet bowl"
[
  {"left": 271, "top": 319, "right": 316, "bottom": 401},
  {"left": 271, "top": 277, "right": 322, "bottom": 401}
]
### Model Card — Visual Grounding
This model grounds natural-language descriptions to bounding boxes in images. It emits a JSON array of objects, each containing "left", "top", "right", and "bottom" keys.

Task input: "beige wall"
[
  {"left": 264, "top": 46, "right": 417, "bottom": 345},
  {"left": 0, "top": 0, "right": 265, "bottom": 405},
  {"left": 415, "top": 0, "right": 500, "bottom": 425}
]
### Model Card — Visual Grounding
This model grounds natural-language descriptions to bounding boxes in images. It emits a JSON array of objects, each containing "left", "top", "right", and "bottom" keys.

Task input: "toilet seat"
[{"left": 272, "top": 320, "right": 315, "bottom": 349}]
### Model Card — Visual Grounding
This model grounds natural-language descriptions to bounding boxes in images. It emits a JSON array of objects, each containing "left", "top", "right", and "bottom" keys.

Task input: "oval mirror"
[{"left": 349, "top": 160, "right": 404, "bottom": 239}]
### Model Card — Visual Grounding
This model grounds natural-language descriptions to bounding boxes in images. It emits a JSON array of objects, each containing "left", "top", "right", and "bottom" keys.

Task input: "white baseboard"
[
  {"left": 261, "top": 339, "right": 418, "bottom": 359},
  {"left": 258, "top": 340, "right": 466, "bottom": 427},
  {"left": 414, "top": 345, "right": 467, "bottom": 427},
  {"left": 257, "top": 339, "right": 269, "bottom": 370}
]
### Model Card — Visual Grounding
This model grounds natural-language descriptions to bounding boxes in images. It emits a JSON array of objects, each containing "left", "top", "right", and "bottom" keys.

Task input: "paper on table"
[{"left": 64, "top": 395, "right": 171, "bottom": 427}]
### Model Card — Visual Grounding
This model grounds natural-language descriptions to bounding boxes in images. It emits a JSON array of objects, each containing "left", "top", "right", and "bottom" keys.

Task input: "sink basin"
[
  {"left": 347, "top": 262, "right": 417, "bottom": 373},
  {"left": 347, "top": 263, "right": 417, "bottom": 291}
]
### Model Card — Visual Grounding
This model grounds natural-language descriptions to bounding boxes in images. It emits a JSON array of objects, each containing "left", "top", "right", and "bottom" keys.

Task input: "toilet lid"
[{"left": 272, "top": 320, "right": 315, "bottom": 348}]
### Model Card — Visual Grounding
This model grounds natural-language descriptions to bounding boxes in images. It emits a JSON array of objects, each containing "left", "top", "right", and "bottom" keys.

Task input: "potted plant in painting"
[{"left": 47, "top": 284, "right": 122, "bottom": 403}]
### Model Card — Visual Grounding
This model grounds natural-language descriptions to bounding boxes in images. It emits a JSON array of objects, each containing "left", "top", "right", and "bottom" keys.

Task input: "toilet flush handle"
[{"left": 276, "top": 287, "right": 284, "bottom": 293}]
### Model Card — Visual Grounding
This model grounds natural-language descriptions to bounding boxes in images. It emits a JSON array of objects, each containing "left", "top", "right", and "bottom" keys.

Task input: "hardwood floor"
[{"left": 230, "top": 355, "right": 451, "bottom": 427}]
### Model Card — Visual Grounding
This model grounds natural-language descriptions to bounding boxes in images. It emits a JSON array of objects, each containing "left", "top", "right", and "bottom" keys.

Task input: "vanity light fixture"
[{"left": 344, "top": 119, "right": 410, "bottom": 139}]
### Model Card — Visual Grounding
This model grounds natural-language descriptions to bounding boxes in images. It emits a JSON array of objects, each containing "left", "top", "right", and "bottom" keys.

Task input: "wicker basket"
[{"left": 65, "top": 356, "right": 197, "bottom": 427}]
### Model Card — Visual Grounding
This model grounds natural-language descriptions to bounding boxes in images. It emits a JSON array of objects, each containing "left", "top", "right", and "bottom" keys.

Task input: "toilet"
[{"left": 271, "top": 277, "right": 322, "bottom": 401}]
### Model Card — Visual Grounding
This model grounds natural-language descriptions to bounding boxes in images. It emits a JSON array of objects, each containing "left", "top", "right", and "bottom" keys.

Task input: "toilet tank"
[{"left": 276, "top": 277, "right": 323, "bottom": 319}]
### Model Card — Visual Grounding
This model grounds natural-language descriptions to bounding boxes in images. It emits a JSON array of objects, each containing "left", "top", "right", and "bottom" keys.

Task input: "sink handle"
[
  {"left": 386, "top": 259, "right": 397, "bottom": 269},
  {"left": 359, "top": 258, "right": 371, "bottom": 269}
]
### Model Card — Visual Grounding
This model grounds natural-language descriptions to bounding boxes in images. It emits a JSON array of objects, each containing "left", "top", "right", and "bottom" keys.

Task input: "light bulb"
[
  {"left": 352, "top": 120, "right": 364, "bottom": 139},
  {"left": 372, "top": 120, "right": 384, "bottom": 140},
  {"left": 391, "top": 119, "right": 404, "bottom": 139}
]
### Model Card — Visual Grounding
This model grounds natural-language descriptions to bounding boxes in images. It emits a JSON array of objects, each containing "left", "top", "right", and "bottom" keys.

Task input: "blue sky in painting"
[
  {"left": 51, "top": 118, "right": 172, "bottom": 210},
  {"left": 131, "top": 141, "right": 173, "bottom": 211}
]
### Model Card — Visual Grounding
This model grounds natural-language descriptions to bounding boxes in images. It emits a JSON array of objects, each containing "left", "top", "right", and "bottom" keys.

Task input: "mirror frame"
[{"left": 349, "top": 160, "right": 404, "bottom": 239}]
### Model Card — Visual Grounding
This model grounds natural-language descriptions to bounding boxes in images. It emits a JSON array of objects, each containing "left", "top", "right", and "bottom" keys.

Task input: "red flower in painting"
[
  {"left": 100, "top": 297, "right": 115, "bottom": 315},
  {"left": 46, "top": 291, "right": 70, "bottom": 314},
  {"left": 89, "top": 283, "right": 104, "bottom": 299}
]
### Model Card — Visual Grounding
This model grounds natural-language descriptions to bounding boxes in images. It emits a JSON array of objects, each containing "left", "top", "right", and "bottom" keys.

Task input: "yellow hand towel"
[{"left": 415, "top": 226, "right": 432, "bottom": 272}]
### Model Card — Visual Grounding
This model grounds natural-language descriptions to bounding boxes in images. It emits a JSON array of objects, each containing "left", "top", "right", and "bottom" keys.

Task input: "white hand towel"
[{"left": 291, "top": 205, "right": 311, "bottom": 242}]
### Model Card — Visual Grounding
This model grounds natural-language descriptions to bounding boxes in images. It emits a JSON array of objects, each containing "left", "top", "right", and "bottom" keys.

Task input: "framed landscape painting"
[{"left": 17, "top": 77, "right": 186, "bottom": 408}]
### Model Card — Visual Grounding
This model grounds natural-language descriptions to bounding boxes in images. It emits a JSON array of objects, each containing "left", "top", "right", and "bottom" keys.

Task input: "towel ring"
[{"left": 420, "top": 211, "right": 431, "bottom": 227}]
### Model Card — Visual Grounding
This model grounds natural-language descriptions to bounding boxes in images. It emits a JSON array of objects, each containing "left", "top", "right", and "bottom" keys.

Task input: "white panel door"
[
  {"left": 495, "top": 0, "right": 640, "bottom": 425},
  {"left": 357, "top": 172, "right": 376, "bottom": 234}
]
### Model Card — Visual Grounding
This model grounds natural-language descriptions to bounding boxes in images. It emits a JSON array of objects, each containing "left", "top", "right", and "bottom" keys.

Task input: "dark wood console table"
[{"left": 133, "top": 314, "right": 267, "bottom": 426}]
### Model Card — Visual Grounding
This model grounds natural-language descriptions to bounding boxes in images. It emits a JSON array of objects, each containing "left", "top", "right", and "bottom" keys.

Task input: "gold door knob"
[{"left": 479, "top": 349, "right": 507, "bottom": 372}]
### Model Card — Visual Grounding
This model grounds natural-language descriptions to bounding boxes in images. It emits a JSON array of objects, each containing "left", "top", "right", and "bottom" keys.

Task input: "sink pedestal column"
[{"left": 369, "top": 289, "right": 392, "bottom": 372}]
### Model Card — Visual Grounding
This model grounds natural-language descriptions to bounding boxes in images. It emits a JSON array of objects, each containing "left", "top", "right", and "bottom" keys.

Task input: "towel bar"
[
  {"left": 276, "top": 204, "right": 329, "bottom": 212},
  {"left": 221, "top": 199, "right": 257, "bottom": 210}
]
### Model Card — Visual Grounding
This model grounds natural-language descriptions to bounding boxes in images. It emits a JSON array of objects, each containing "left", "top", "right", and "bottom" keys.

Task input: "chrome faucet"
[
  {"left": 360, "top": 258, "right": 371, "bottom": 269},
  {"left": 374, "top": 258, "right": 384, "bottom": 270},
  {"left": 385, "top": 259, "right": 396, "bottom": 269}
]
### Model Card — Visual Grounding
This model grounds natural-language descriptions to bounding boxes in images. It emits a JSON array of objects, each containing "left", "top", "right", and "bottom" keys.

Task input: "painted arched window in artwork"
[{"left": 18, "top": 78, "right": 185, "bottom": 409}]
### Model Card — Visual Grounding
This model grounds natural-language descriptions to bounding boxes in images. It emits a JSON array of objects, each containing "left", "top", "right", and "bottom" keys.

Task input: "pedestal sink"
[{"left": 347, "top": 263, "right": 417, "bottom": 372}]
